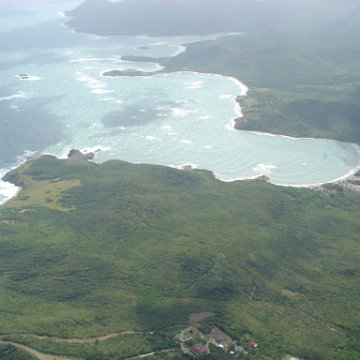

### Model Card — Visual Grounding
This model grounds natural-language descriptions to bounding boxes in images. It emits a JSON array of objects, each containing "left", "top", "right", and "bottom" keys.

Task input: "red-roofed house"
[{"left": 190, "top": 345, "right": 210, "bottom": 357}]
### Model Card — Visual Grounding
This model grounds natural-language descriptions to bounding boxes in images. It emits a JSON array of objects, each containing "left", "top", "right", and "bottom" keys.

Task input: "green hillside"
[
  {"left": 0, "top": 156, "right": 359, "bottom": 359},
  {"left": 162, "top": 25, "right": 360, "bottom": 143}
]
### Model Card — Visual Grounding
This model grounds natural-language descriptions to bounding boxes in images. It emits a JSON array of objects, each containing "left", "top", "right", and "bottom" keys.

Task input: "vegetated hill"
[
  {"left": 161, "top": 12, "right": 360, "bottom": 143},
  {"left": 0, "top": 156, "right": 360, "bottom": 359},
  {"left": 66, "top": 0, "right": 360, "bottom": 37}
]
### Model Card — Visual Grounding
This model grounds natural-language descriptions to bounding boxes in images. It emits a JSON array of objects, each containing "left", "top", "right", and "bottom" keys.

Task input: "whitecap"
[
  {"left": 171, "top": 108, "right": 192, "bottom": 117},
  {"left": 149, "top": 41, "right": 168, "bottom": 46},
  {"left": 145, "top": 136, "right": 160, "bottom": 141},
  {"left": 219, "top": 94, "right": 233, "bottom": 99},
  {"left": 185, "top": 81, "right": 203, "bottom": 89},
  {"left": 91, "top": 89, "right": 114, "bottom": 95},
  {"left": 161, "top": 125, "right": 177, "bottom": 135},
  {"left": 0, "top": 92, "right": 25, "bottom": 101},
  {"left": 253, "top": 163, "right": 277, "bottom": 176},
  {"left": 76, "top": 73, "right": 107, "bottom": 90}
]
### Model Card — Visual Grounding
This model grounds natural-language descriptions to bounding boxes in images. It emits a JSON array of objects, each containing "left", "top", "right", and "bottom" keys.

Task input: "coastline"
[
  {"left": 1, "top": 148, "right": 359, "bottom": 209},
  {"left": 0, "top": 182, "right": 21, "bottom": 206},
  {"left": 218, "top": 162, "right": 360, "bottom": 189},
  {"left": 1, "top": 14, "right": 358, "bottom": 194}
]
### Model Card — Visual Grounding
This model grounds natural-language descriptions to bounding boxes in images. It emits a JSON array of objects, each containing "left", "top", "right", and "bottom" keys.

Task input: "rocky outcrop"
[{"left": 67, "top": 149, "right": 96, "bottom": 161}]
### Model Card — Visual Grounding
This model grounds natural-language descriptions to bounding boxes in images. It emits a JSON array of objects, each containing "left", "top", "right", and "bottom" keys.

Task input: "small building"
[
  {"left": 235, "top": 346, "right": 245, "bottom": 354},
  {"left": 246, "top": 338, "right": 258, "bottom": 348},
  {"left": 190, "top": 345, "right": 210, "bottom": 357},
  {"left": 234, "top": 345, "right": 247, "bottom": 356},
  {"left": 210, "top": 326, "right": 234, "bottom": 349},
  {"left": 174, "top": 333, "right": 189, "bottom": 344}
]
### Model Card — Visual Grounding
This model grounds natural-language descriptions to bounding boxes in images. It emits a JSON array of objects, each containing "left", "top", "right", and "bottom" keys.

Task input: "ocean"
[{"left": 1, "top": 0, "right": 360, "bottom": 203}]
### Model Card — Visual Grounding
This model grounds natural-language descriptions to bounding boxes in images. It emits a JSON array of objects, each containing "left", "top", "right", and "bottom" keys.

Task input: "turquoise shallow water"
[{"left": 0, "top": 1, "right": 360, "bottom": 203}]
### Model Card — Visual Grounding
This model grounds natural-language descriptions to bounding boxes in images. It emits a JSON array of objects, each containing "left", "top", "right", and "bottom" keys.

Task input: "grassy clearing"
[
  {"left": 5, "top": 178, "right": 81, "bottom": 212},
  {"left": 3, "top": 159, "right": 81, "bottom": 211}
]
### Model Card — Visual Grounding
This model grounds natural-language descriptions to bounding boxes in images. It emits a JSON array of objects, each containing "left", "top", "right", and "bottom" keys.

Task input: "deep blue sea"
[{"left": 1, "top": 0, "right": 360, "bottom": 203}]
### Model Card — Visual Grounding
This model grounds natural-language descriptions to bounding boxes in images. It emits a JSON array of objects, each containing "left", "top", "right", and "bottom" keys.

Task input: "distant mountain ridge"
[
  {"left": 66, "top": 0, "right": 360, "bottom": 37},
  {"left": 66, "top": 0, "right": 287, "bottom": 36}
]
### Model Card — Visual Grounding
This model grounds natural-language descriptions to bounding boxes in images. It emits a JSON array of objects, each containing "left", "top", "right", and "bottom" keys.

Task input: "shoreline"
[
  {"left": 0, "top": 186, "right": 21, "bottom": 206},
  {"left": 1, "top": 150, "right": 359, "bottom": 209}
]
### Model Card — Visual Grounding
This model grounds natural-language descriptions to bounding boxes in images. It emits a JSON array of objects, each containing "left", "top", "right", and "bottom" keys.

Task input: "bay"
[{"left": 0, "top": 1, "right": 359, "bottom": 203}]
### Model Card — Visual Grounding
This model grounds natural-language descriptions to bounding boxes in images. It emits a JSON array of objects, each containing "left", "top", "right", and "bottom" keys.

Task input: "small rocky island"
[
  {"left": 18, "top": 74, "right": 29, "bottom": 80},
  {"left": 102, "top": 69, "right": 164, "bottom": 77}
]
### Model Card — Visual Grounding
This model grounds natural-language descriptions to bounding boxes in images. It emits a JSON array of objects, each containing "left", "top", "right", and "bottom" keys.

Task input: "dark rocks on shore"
[
  {"left": 67, "top": 149, "right": 96, "bottom": 161},
  {"left": 2, "top": 172, "right": 24, "bottom": 187}
]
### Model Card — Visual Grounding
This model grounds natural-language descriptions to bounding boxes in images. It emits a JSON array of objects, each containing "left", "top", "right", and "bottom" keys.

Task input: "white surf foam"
[
  {"left": 0, "top": 178, "right": 20, "bottom": 206},
  {"left": 170, "top": 163, "right": 199, "bottom": 170},
  {"left": 180, "top": 139, "right": 193, "bottom": 145},
  {"left": 0, "top": 92, "right": 25, "bottom": 101},
  {"left": 0, "top": 150, "right": 37, "bottom": 206},
  {"left": 145, "top": 136, "right": 160, "bottom": 141},
  {"left": 253, "top": 163, "right": 277, "bottom": 177},
  {"left": 171, "top": 45, "right": 187, "bottom": 57},
  {"left": 91, "top": 89, "right": 114, "bottom": 95},
  {"left": 219, "top": 94, "right": 233, "bottom": 99},
  {"left": 185, "top": 81, "right": 203, "bottom": 89},
  {"left": 171, "top": 108, "right": 191, "bottom": 117}
]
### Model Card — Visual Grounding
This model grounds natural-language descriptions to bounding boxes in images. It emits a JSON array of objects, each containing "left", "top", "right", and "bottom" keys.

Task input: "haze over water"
[{"left": 1, "top": 0, "right": 360, "bottom": 203}]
